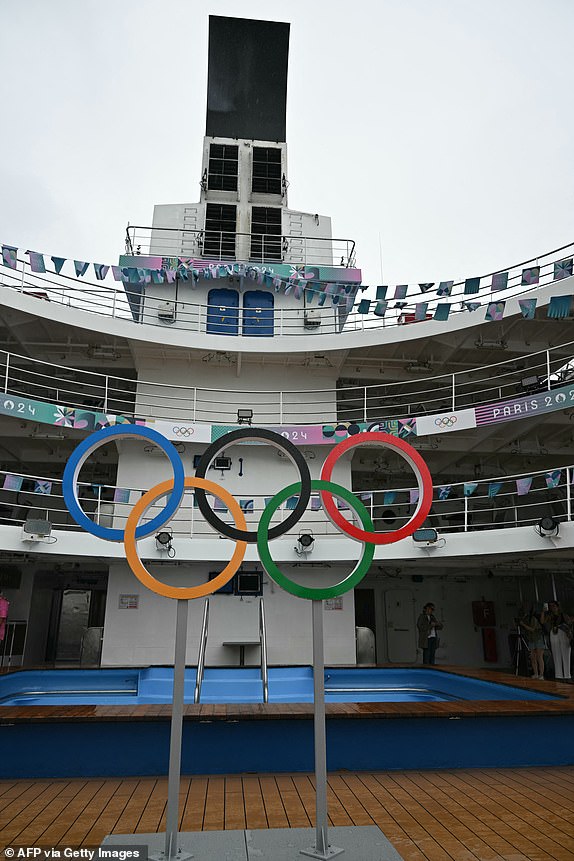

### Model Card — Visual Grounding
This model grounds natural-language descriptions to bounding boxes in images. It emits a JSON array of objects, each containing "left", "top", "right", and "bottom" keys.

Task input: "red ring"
[{"left": 319, "top": 432, "right": 433, "bottom": 545}]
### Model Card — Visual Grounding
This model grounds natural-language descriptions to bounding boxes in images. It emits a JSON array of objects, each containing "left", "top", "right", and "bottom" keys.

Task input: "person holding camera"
[
  {"left": 541, "top": 601, "right": 572, "bottom": 681},
  {"left": 417, "top": 602, "right": 443, "bottom": 665},
  {"left": 519, "top": 606, "right": 546, "bottom": 679}
]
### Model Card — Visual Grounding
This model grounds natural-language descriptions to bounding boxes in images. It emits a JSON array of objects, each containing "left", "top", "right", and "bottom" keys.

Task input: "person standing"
[
  {"left": 541, "top": 601, "right": 572, "bottom": 681},
  {"left": 519, "top": 607, "right": 546, "bottom": 679},
  {"left": 417, "top": 602, "right": 443, "bottom": 665}
]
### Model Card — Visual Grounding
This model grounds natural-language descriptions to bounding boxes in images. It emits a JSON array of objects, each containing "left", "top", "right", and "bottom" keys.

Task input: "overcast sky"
[{"left": 1, "top": 0, "right": 573, "bottom": 290}]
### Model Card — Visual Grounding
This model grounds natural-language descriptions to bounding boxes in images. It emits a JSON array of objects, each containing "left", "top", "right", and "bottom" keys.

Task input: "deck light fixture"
[
  {"left": 295, "top": 531, "right": 315, "bottom": 555},
  {"left": 237, "top": 408, "right": 253, "bottom": 425},
  {"left": 412, "top": 527, "right": 439, "bottom": 545},
  {"left": 536, "top": 516, "right": 559, "bottom": 537},
  {"left": 155, "top": 530, "right": 175, "bottom": 556}
]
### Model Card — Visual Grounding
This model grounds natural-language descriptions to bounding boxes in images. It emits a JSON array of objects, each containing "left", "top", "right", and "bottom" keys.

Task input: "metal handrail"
[
  {"left": 259, "top": 597, "right": 268, "bottom": 703},
  {"left": 194, "top": 596, "right": 210, "bottom": 703}
]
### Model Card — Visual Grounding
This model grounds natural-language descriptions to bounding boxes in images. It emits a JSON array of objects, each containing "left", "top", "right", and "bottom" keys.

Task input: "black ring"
[{"left": 194, "top": 427, "right": 311, "bottom": 542}]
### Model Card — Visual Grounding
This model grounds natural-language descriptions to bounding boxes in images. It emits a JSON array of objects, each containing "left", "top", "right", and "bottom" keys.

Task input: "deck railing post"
[
  {"left": 546, "top": 349, "right": 551, "bottom": 390},
  {"left": 567, "top": 468, "right": 572, "bottom": 522},
  {"left": 363, "top": 387, "right": 368, "bottom": 422},
  {"left": 451, "top": 373, "right": 456, "bottom": 411},
  {"left": 464, "top": 495, "right": 468, "bottom": 532},
  {"left": 103, "top": 376, "right": 109, "bottom": 413},
  {"left": 4, "top": 352, "right": 9, "bottom": 395}
]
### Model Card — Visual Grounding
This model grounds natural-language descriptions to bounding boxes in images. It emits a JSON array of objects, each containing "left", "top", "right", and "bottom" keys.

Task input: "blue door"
[
  {"left": 242, "top": 290, "right": 274, "bottom": 337},
  {"left": 206, "top": 288, "right": 239, "bottom": 335}
]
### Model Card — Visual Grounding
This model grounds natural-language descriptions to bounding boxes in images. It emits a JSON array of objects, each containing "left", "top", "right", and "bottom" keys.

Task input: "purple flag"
[
  {"left": 522, "top": 266, "right": 540, "bottom": 286},
  {"left": 3, "top": 474, "right": 23, "bottom": 491},
  {"left": 516, "top": 477, "right": 533, "bottom": 496},
  {"left": 485, "top": 301, "right": 505, "bottom": 322},
  {"left": 394, "top": 285, "right": 408, "bottom": 300},
  {"left": 2, "top": 246, "right": 17, "bottom": 269},
  {"left": 113, "top": 488, "right": 131, "bottom": 504},
  {"left": 491, "top": 272, "right": 509, "bottom": 291},
  {"left": 409, "top": 488, "right": 419, "bottom": 505},
  {"left": 27, "top": 251, "right": 46, "bottom": 273}
]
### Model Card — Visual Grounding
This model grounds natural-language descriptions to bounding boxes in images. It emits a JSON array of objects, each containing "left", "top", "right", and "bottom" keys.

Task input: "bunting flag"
[
  {"left": 554, "top": 259, "right": 573, "bottom": 281},
  {"left": 434, "top": 304, "right": 451, "bottom": 321},
  {"left": 394, "top": 284, "right": 408, "bottom": 299},
  {"left": 394, "top": 301, "right": 408, "bottom": 309},
  {"left": 2, "top": 246, "right": 17, "bottom": 269},
  {"left": 357, "top": 299, "right": 371, "bottom": 314},
  {"left": 213, "top": 496, "right": 228, "bottom": 512},
  {"left": 419, "top": 283, "right": 434, "bottom": 293},
  {"left": 521, "top": 266, "right": 540, "bottom": 286},
  {"left": 286, "top": 496, "right": 299, "bottom": 510},
  {"left": 548, "top": 295, "right": 572, "bottom": 319},
  {"left": 545, "top": 469, "right": 562, "bottom": 489},
  {"left": 311, "top": 496, "right": 323, "bottom": 511},
  {"left": 516, "top": 477, "right": 533, "bottom": 496},
  {"left": 111, "top": 266, "right": 124, "bottom": 281},
  {"left": 74, "top": 261, "right": 89, "bottom": 278},
  {"left": 488, "top": 482, "right": 502, "bottom": 498},
  {"left": 239, "top": 499, "right": 254, "bottom": 513},
  {"left": 113, "top": 487, "right": 131, "bottom": 504},
  {"left": 34, "top": 480, "right": 52, "bottom": 495},
  {"left": 3, "top": 474, "right": 23, "bottom": 491},
  {"left": 414, "top": 302, "right": 429, "bottom": 321},
  {"left": 463, "top": 482, "right": 478, "bottom": 496},
  {"left": 485, "top": 301, "right": 505, "bottom": 322},
  {"left": 463, "top": 302, "right": 480, "bottom": 312},
  {"left": 491, "top": 271, "right": 509, "bottom": 291},
  {"left": 150, "top": 270, "right": 163, "bottom": 284},
  {"left": 52, "top": 256, "right": 66, "bottom": 274},
  {"left": 374, "top": 301, "right": 388, "bottom": 317},
  {"left": 409, "top": 489, "right": 419, "bottom": 505},
  {"left": 437, "top": 486, "right": 451, "bottom": 500},
  {"left": 464, "top": 277, "right": 480, "bottom": 295},
  {"left": 519, "top": 298, "right": 537, "bottom": 319},
  {"left": 94, "top": 263, "right": 110, "bottom": 281},
  {"left": 437, "top": 281, "right": 453, "bottom": 297},
  {"left": 337, "top": 499, "right": 350, "bottom": 510},
  {"left": 27, "top": 251, "right": 46, "bottom": 273},
  {"left": 376, "top": 285, "right": 388, "bottom": 300},
  {"left": 382, "top": 491, "right": 396, "bottom": 505}
]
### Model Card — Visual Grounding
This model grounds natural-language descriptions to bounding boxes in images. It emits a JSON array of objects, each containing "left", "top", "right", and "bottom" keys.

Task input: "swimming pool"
[{"left": 0, "top": 666, "right": 557, "bottom": 705}]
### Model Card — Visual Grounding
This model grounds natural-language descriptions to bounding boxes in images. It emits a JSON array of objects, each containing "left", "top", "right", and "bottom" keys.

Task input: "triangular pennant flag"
[
  {"left": 111, "top": 265, "right": 124, "bottom": 281},
  {"left": 491, "top": 271, "right": 509, "bottom": 291},
  {"left": 419, "top": 283, "right": 434, "bottom": 293},
  {"left": 382, "top": 492, "right": 395, "bottom": 505},
  {"left": 93, "top": 263, "right": 110, "bottom": 280},
  {"left": 463, "top": 302, "right": 480, "bottom": 312},
  {"left": 51, "top": 256, "right": 66, "bottom": 274},
  {"left": 34, "top": 480, "right": 52, "bottom": 495},
  {"left": 518, "top": 298, "right": 537, "bottom": 319},
  {"left": 394, "top": 285, "right": 408, "bottom": 299},
  {"left": 545, "top": 469, "right": 562, "bottom": 489},
  {"left": 521, "top": 266, "right": 540, "bottom": 286},
  {"left": 409, "top": 489, "right": 419, "bottom": 505},
  {"left": 516, "top": 477, "right": 533, "bottom": 496},
  {"left": 554, "top": 259, "right": 573, "bottom": 281},
  {"left": 485, "top": 301, "right": 505, "bottom": 322},
  {"left": 27, "top": 251, "right": 46, "bottom": 273},
  {"left": 488, "top": 482, "right": 502, "bottom": 498},
  {"left": 2, "top": 246, "right": 17, "bottom": 269},
  {"left": 74, "top": 260, "right": 89, "bottom": 278},
  {"left": 437, "top": 281, "right": 453, "bottom": 297},
  {"left": 434, "top": 304, "right": 451, "bottom": 321},
  {"left": 464, "top": 277, "right": 480, "bottom": 295},
  {"left": 548, "top": 296, "right": 572, "bottom": 319},
  {"left": 463, "top": 482, "right": 478, "bottom": 496},
  {"left": 437, "top": 486, "right": 452, "bottom": 500}
]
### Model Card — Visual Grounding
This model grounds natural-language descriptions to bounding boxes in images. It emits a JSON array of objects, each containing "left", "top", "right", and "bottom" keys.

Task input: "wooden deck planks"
[{"left": 1, "top": 769, "right": 573, "bottom": 861}]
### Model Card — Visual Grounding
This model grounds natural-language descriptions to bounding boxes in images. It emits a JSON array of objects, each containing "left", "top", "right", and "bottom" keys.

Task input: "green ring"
[{"left": 257, "top": 479, "right": 375, "bottom": 600}]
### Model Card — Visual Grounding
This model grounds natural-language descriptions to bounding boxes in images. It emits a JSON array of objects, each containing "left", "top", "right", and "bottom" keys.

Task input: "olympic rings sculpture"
[{"left": 62, "top": 425, "right": 433, "bottom": 601}]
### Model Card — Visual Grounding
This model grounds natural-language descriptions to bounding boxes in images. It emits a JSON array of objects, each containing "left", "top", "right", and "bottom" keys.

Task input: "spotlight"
[
  {"left": 155, "top": 530, "right": 175, "bottom": 556},
  {"left": 519, "top": 375, "right": 543, "bottom": 393},
  {"left": 536, "top": 516, "right": 560, "bottom": 537},
  {"left": 295, "top": 531, "right": 315, "bottom": 555},
  {"left": 237, "top": 408, "right": 253, "bottom": 425},
  {"left": 412, "top": 528, "right": 439, "bottom": 545}
]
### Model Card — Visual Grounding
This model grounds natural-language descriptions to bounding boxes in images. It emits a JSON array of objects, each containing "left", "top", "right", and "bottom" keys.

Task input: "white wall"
[{"left": 101, "top": 560, "right": 356, "bottom": 666}]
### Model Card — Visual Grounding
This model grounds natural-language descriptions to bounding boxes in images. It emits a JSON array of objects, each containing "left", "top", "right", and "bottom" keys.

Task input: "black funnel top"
[{"left": 206, "top": 16, "right": 290, "bottom": 142}]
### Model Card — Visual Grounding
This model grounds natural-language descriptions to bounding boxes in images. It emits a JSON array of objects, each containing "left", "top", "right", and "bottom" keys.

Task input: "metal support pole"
[
  {"left": 301, "top": 601, "right": 344, "bottom": 859},
  {"left": 151, "top": 599, "right": 192, "bottom": 861}
]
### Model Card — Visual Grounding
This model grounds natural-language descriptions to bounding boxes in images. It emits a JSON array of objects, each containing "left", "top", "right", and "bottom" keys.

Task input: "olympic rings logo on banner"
[
  {"left": 434, "top": 416, "right": 457, "bottom": 428},
  {"left": 62, "top": 425, "right": 433, "bottom": 601},
  {"left": 172, "top": 427, "right": 194, "bottom": 437}
]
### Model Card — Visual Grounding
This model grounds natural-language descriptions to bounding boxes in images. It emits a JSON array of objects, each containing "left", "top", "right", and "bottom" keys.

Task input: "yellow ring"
[{"left": 124, "top": 476, "right": 247, "bottom": 599}]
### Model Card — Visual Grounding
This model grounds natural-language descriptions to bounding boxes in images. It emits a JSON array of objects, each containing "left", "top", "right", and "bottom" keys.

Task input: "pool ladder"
[{"left": 194, "top": 596, "right": 269, "bottom": 704}]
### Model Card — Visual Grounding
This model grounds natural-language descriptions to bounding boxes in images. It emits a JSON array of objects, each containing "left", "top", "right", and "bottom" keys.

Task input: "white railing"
[
  {"left": 1, "top": 238, "right": 573, "bottom": 338},
  {"left": 0, "top": 340, "right": 573, "bottom": 425},
  {"left": 3, "top": 463, "right": 572, "bottom": 539}
]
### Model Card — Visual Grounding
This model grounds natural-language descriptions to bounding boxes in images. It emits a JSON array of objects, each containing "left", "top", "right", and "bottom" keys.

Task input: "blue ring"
[{"left": 62, "top": 425, "right": 185, "bottom": 541}]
